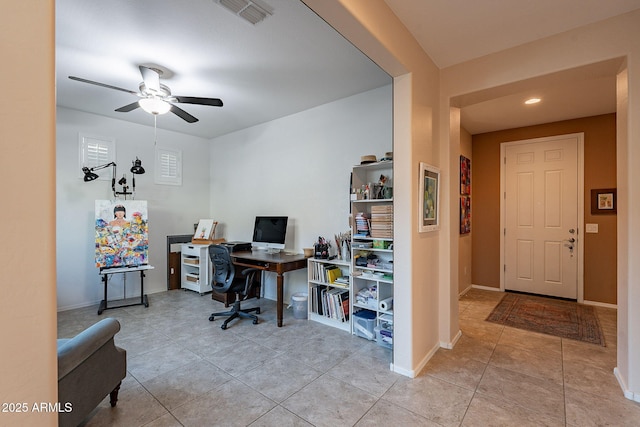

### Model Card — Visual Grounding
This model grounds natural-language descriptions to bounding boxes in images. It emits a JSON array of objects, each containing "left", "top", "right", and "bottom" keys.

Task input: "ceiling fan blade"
[
  {"left": 170, "top": 104, "right": 199, "bottom": 123},
  {"left": 68, "top": 76, "right": 138, "bottom": 95},
  {"left": 174, "top": 96, "right": 223, "bottom": 107},
  {"left": 139, "top": 66, "right": 161, "bottom": 94},
  {"left": 115, "top": 102, "right": 140, "bottom": 112}
]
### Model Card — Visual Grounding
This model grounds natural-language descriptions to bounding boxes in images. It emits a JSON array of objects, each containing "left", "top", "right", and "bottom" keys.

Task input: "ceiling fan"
[{"left": 68, "top": 65, "right": 223, "bottom": 123}]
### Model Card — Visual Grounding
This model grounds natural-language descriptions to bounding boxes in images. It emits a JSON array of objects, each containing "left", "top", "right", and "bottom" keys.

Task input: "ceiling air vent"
[{"left": 217, "top": 0, "right": 273, "bottom": 25}]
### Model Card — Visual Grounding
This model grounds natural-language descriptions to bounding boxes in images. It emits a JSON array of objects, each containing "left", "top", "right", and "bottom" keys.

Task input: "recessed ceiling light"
[{"left": 525, "top": 97, "right": 541, "bottom": 105}]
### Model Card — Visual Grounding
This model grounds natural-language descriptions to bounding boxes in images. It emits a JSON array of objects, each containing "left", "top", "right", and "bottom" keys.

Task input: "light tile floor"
[{"left": 57, "top": 288, "right": 640, "bottom": 426}]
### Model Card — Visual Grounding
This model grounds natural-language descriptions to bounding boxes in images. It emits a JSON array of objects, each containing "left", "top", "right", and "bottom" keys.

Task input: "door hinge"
[
  {"left": 503, "top": 264, "right": 506, "bottom": 272},
  {"left": 504, "top": 157, "right": 506, "bottom": 164},
  {"left": 504, "top": 228, "right": 506, "bottom": 236}
]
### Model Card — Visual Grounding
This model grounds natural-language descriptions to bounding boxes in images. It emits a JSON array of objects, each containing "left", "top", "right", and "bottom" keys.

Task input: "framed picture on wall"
[
  {"left": 591, "top": 188, "right": 617, "bottom": 214},
  {"left": 460, "top": 195, "right": 471, "bottom": 234},
  {"left": 460, "top": 155, "right": 471, "bottom": 195},
  {"left": 419, "top": 162, "right": 440, "bottom": 232}
]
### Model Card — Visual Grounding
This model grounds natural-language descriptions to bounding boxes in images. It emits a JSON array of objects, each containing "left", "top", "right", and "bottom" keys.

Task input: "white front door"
[{"left": 503, "top": 134, "right": 580, "bottom": 299}]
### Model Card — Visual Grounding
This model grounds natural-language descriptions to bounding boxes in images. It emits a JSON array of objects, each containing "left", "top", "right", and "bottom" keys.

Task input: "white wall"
[
  {"left": 56, "top": 107, "right": 211, "bottom": 310},
  {"left": 209, "top": 85, "right": 392, "bottom": 301},
  {"left": 440, "top": 10, "right": 640, "bottom": 400}
]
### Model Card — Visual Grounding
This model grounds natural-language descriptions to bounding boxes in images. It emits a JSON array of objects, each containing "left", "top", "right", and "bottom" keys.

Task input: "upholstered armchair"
[{"left": 57, "top": 317, "right": 126, "bottom": 427}]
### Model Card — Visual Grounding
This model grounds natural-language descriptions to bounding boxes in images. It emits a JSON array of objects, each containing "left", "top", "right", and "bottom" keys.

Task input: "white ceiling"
[
  {"left": 55, "top": 0, "right": 391, "bottom": 139},
  {"left": 384, "top": 0, "right": 640, "bottom": 134},
  {"left": 56, "top": 0, "right": 640, "bottom": 139}
]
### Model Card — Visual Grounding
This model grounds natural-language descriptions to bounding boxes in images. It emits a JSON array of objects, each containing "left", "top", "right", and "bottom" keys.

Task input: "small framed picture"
[
  {"left": 460, "top": 195, "right": 471, "bottom": 234},
  {"left": 193, "top": 219, "right": 217, "bottom": 240},
  {"left": 460, "top": 155, "right": 471, "bottom": 195},
  {"left": 419, "top": 162, "right": 440, "bottom": 232},
  {"left": 590, "top": 188, "right": 616, "bottom": 214}
]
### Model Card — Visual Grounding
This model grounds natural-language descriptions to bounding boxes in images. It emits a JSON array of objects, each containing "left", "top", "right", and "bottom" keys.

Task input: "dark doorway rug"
[{"left": 486, "top": 292, "right": 605, "bottom": 346}]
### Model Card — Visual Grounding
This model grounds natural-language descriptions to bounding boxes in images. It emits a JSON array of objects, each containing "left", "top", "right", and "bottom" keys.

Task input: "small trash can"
[{"left": 291, "top": 293, "right": 308, "bottom": 319}]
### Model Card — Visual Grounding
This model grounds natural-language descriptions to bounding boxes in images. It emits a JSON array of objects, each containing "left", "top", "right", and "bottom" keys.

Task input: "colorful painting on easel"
[{"left": 95, "top": 200, "right": 148, "bottom": 269}]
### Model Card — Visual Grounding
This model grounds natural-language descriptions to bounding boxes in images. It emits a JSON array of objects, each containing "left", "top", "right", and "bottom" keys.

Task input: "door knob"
[{"left": 569, "top": 229, "right": 575, "bottom": 234}]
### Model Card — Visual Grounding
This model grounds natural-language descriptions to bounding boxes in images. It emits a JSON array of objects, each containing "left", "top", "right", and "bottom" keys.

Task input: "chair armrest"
[{"left": 58, "top": 318, "right": 121, "bottom": 380}]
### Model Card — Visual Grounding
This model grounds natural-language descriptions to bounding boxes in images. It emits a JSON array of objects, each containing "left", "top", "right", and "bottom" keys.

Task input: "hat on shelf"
[
  {"left": 360, "top": 155, "right": 377, "bottom": 164},
  {"left": 380, "top": 152, "right": 393, "bottom": 161}
]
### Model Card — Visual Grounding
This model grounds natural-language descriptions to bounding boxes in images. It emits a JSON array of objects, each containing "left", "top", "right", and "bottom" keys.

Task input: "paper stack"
[{"left": 370, "top": 205, "right": 393, "bottom": 238}]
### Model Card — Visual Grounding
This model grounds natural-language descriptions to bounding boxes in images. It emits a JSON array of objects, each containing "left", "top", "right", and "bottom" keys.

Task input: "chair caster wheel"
[
  {"left": 256, "top": 308, "right": 261, "bottom": 314},
  {"left": 221, "top": 324, "right": 227, "bottom": 330},
  {"left": 209, "top": 316, "right": 215, "bottom": 321},
  {"left": 253, "top": 319, "right": 259, "bottom": 324}
]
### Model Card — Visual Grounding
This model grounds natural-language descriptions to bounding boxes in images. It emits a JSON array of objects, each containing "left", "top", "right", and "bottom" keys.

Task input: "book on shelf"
[
  {"left": 371, "top": 205, "right": 393, "bottom": 213},
  {"left": 311, "top": 285, "right": 349, "bottom": 322},
  {"left": 311, "top": 262, "right": 348, "bottom": 285},
  {"left": 325, "top": 265, "right": 342, "bottom": 283},
  {"left": 370, "top": 232, "right": 393, "bottom": 238},
  {"left": 334, "top": 276, "right": 349, "bottom": 286}
]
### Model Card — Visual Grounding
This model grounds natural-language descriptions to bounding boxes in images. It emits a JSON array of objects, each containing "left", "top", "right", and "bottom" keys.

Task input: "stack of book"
[
  {"left": 354, "top": 212, "right": 370, "bottom": 237},
  {"left": 310, "top": 285, "right": 349, "bottom": 322},
  {"left": 310, "top": 263, "right": 347, "bottom": 287},
  {"left": 370, "top": 205, "right": 393, "bottom": 238}
]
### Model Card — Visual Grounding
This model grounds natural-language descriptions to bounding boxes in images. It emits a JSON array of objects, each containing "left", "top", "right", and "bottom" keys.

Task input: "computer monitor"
[{"left": 252, "top": 216, "right": 288, "bottom": 252}]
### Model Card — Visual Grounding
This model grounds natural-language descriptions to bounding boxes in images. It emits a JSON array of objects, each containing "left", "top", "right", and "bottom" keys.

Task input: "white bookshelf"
[
  {"left": 351, "top": 160, "right": 394, "bottom": 350},
  {"left": 307, "top": 257, "right": 351, "bottom": 332}
]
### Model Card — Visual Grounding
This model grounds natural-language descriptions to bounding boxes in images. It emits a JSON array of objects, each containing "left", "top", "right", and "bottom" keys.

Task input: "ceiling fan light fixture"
[{"left": 139, "top": 97, "right": 171, "bottom": 115}]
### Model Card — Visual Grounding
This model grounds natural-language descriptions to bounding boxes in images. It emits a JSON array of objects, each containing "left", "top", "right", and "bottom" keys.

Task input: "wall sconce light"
[{"left": 82, "top": 158, "right": 145, "bottom": 199}]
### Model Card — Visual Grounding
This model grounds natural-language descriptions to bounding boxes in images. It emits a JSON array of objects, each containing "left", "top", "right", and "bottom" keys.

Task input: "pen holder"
[{"left": 314, "top": 243, "right": 329, "bottom": 259}]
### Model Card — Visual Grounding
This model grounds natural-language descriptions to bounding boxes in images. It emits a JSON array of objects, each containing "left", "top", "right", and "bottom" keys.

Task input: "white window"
[
  {"left": 79, "top": 133, "right": 115, "bottom": 180},
  {"left": 155, "top": 147, "right": 182, "bottom": 186}
]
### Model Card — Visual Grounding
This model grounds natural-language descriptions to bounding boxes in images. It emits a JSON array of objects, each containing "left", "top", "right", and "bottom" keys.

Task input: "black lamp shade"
[
  {"left": 82, "top": 167, "right": 99, "bottom": 182},
  {"left": 131, "top": 158, "right": 145, "bottom": 174}
]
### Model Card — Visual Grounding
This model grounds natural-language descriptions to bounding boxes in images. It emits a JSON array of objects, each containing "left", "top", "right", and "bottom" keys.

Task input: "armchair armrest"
[{"left": 58, "top": 318, "right": 121, "bottom": 380}]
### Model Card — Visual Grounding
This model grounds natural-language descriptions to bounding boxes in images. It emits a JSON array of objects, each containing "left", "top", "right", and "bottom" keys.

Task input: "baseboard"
[
  {"left": 393, "top": 340, "right": 440, "bottom": 378},
  {"left": 583, "top": 300, "right": 617, "bottom": 309},
  {"left": 614, "top": 367, "right": 640, "bottom": 402},
  {"left": 471, "top": 284, "right": 502, "bottom": 292},
  {"left": 440, "top": 329, "right": 462, "bottom": 349},
  {"left": 458, "top": 285, "right": 472, "bottom": 298},
  {"left": 57, "top": 289, "right": 156, "bottom": 312},
  {"left": 58, "top": 299, "right": 103, "bottom": 312}
]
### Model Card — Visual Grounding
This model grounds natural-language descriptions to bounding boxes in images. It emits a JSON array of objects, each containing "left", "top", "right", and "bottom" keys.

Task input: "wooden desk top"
[{"left": 231, "top": 250, "right": 307, "bottom": 263}]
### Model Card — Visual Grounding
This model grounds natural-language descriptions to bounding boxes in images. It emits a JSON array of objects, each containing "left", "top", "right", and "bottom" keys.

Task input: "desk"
[
  {"left": 231, "top": 251, "right": 307, "bottom": 327},
  {"left": 98, "top": 265, "right": 154, "bottom": 315}
]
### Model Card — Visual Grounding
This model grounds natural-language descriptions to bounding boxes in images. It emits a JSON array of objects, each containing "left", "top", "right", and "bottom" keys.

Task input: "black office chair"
[{"left": 208, "top": 244, "right": 261, "bottom": 329}]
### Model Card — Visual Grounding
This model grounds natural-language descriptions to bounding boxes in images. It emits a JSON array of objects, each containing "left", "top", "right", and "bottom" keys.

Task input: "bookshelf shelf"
[{"left": 350, "top": 159, "right": 394, "bottom": 352}]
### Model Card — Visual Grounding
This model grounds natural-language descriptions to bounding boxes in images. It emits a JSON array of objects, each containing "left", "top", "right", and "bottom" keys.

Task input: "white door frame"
[{"left": 499, "top": 133, "right": 585, "bottom": 302}]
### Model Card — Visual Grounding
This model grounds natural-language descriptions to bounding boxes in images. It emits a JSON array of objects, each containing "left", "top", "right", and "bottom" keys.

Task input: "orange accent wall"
[{"left": 471, "top": 113, "right": 617, "bottom": 304}]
